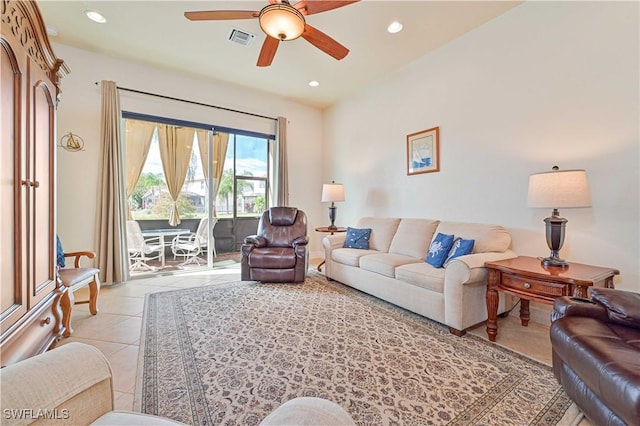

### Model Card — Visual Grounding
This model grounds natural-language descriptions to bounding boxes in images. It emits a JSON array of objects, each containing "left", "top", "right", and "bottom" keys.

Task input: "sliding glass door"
[{"left": 124, "top": 116, "right": 271, "bottom": 275}]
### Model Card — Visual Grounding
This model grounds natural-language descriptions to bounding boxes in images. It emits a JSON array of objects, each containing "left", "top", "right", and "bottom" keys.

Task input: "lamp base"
[
  {"left": 540, "top": 256, "right": 569, "bottom": 268},
  {"left": 327, "top": 204, "right": 337, "bottom": 230}
]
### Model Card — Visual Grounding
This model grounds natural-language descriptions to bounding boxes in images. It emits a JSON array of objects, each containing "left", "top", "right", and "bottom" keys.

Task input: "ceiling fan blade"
[
  {"left": 184, "top": 10, "right": 259, "bottom": 21},
  {"left": 301, "top": 24, "right": 349, "bottom": 60},
  {"left": 294, "top": 0, "right": 359, "bottom": 16},
  {"left": 257, "top": 36, "right": 280, "bottom": 67}
]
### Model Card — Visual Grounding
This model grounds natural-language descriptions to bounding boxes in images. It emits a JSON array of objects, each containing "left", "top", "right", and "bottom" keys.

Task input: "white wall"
[
  {"left": 54, "top": 44, "right": 325, "bottom": 263},
  {"left": 323, "top": 2, "right": 639, "bottom": 291}
]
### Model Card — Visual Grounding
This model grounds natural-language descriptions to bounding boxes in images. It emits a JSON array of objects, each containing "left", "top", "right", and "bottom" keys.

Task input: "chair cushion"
[
  {"left": 591, "top": 288, "right": 640, "bottom": 328},
  {"left": 58, "top": 267, "right": 99, "bottom": 289},
  {"left": 248, "top": 247, "right": 296, "bottom": 269}
]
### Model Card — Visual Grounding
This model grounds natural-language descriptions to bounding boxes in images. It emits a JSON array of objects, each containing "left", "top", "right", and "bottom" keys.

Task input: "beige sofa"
[
  {"left": 323, "top": 218, "right": 517, "bottom": 335},
  {"left": 0, "top": 342, "right": 354, "bottom": 425}
]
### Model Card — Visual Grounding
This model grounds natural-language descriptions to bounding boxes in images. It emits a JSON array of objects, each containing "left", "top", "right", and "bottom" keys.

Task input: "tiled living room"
[{"left": 2, "top": 0, "right": 638, "bottom": 425}]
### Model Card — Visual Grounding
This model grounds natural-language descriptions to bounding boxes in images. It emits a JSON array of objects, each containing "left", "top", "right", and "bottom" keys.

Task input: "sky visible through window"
[{"left": 144, "top": 132, "right": 267, "bottom": 179}]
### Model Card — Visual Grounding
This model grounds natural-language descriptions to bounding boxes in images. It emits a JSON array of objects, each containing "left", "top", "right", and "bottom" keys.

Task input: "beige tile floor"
[{"left": 57, "top": 258, "right": 579, "bottom": 421}]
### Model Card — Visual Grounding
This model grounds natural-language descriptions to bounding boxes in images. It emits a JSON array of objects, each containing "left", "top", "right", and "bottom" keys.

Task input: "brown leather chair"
[
  {"left": 550, "top": 288, "right": 640, "bottom": 426},
  {"left": 241, "top": 207, "right": 308, "bottom": 283}
]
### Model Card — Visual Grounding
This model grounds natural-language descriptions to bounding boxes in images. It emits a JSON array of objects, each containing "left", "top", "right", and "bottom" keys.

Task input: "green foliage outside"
[
  {"left": 130, "top": 172, "right": 164, "bottom": 210},
  {"left": 254, "top": 195, "right": 265, "bottom": 214}
]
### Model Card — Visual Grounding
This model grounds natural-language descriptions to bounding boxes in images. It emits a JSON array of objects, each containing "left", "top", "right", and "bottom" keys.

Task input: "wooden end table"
[
  {"left": 315, "top": 227, "right": 347, "bottom": 272},
  {"left": 484, "top": 256, "right": 619, "bottom": 342}
]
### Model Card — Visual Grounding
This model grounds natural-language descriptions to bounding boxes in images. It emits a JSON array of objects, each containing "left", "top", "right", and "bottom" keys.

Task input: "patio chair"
[
  {"left": 126, "top": 220, "right": 164, "bottom": 271},
  {"left": 171, "top": 217, "right": 218, "bottom": 266}
]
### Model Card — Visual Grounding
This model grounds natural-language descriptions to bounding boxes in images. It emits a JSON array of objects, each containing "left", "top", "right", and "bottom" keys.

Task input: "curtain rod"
[{"left": 94, "top": 82, "right": 277, "bottom": 121}]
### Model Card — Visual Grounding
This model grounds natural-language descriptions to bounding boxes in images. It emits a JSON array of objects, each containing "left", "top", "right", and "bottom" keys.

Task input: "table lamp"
[
  {"left": 321, "top": 181, "right": 345, "bottom": 230},
  {"left": 527, "top": 166, "right": 591, "bottom": 267}
]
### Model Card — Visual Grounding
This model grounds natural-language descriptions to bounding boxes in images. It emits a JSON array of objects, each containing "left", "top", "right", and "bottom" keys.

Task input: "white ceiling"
[{"left": 39, "top": 1, "right": 522, "bottom": 109}]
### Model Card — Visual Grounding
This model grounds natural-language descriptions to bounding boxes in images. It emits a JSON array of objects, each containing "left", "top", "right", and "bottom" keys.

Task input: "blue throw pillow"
[
  {"left": 426, "top": 233, "right": 455, "bottom": 268},
  {"left": 56, "top": 234, "right": 66, "bottom": 269},
  {"left": 444, "top": 238, "right": 475, "bottom": 266},
  {"left": 343, "top": 227, "right": 372, "bottom": 250}
]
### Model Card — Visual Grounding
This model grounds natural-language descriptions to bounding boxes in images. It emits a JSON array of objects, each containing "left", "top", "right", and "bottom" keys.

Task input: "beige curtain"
[
  {"left": 196, "top": 130, "right": 229, "bottom": 215},
  {"left": 125, "top": 120, "right": 156, "bottom": 219},
  {"left": 157, "top": 124, "right": 194, "bottom": 225},
  {"left": 94, "top": 81, "right": 128, "bottom": 284},
  {"left": 275, "top": 117, "right": 289, "bottom": 206}
]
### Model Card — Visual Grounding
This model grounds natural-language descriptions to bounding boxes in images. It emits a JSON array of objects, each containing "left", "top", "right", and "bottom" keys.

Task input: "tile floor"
[{"left": 57, "top": 259, "right": 573, "bottom": 417}]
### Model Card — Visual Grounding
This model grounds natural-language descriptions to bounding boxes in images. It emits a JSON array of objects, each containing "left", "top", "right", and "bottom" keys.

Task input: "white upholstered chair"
[
  {"left": 126, "top": 220, "right": 164, "bottom": 271},
  {"left": 171, "top": 217, "right": 218, "bottom": 266}
]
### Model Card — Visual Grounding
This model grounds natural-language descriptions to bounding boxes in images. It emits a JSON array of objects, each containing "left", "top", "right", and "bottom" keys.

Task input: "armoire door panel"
[
  {"left": 0, "top": 37, "right": 27, "bottom": 334},
  {"left": 29, "top": 71, "right": 56, "bottom": 305}
]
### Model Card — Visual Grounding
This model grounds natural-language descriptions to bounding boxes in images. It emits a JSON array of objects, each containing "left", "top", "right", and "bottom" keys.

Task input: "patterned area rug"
[{"left": 136, "top": 273, "right": 573, "bottom": 425}]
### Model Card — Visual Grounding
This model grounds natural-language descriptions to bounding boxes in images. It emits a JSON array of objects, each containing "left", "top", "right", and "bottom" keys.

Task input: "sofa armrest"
[
  {"left": 450, "top": 250, "right": 517, "bottom": 271},
  {"left": 591, "top": 288, "right": 640, "bottom": 328},
  {"left": 244, "top": 235, "right": 268, "bottom": 247},
  {"left": 551, "top": 296, "right": 609, "bottom": 322},
  {"left": 292, "top": 236, "right": 309, "bottom": 247},
  {"left": 322, "top": 234, "right": 346, "bottom": 251},
  {"left": 1, "top": 342, "right": 114, "bottom": 425}
]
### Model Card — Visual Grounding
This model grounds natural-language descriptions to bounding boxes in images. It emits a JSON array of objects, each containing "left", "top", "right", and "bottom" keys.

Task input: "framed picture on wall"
[{"left": 407, "top": 126, "right": 440, "bottom": 175}]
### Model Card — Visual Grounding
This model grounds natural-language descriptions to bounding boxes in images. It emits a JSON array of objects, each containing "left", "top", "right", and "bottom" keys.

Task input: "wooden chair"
[{"left": 57, "top": 236, "right": 100, "bottom": 337}]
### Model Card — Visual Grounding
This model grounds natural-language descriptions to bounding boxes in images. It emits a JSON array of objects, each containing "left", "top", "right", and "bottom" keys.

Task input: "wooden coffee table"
[{"left": 484, "top": 256, "right": 618, "bottom": 342}]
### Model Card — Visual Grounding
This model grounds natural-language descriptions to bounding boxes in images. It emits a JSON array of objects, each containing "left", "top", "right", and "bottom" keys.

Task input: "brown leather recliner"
[
  {"left": 550, "top": 288, "right": 640, "bottom": 426},
  {"left": 241, "top": 207, "right": 308, "bottom": 283}
]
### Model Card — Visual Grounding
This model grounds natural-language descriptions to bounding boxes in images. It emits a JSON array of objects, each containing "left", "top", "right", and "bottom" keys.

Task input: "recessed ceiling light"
[
  {"left": 387, "top": 21, "right": 403, "bottom": 34},
  {"left": 85, "top": 10, "right": 107, "bottom": 24},
  {"left": 308, "top": 80, "right": 320, "bottom": 87}
]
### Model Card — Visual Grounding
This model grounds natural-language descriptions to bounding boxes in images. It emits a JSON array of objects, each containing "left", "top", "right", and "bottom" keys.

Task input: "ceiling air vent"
[{"left": 227, "top": 28, "right": 256, "bottom": 47}]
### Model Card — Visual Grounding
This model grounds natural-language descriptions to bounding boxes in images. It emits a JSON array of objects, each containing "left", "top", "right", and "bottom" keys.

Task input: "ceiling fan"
[{"left": 184, "top": 0, "right": 359, "bottom": 67}]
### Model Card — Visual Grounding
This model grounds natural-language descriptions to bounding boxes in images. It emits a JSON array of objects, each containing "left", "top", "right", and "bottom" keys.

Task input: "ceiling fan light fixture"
[{"left": 259, "top": 4, "right": 305, "bottom": 41}]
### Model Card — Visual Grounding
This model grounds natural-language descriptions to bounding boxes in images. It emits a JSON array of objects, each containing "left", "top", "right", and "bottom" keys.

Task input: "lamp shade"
[
  {"left": 527, "top": 168, "right": 591, "bottom": 209},
  {"left": 259, "top": 4, "right": 305, "bottom": 41},
  {"left": 321, "top": 183, "right": 345, "bottom": 202}
]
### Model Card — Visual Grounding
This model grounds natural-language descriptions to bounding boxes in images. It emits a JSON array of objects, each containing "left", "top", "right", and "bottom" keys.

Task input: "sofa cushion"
[
  {"left": 343, "top": 227, "right": 372, "bottom": 249},
  {"left": 360, "top": 254, "right": 422, "bottom": 278},
  {"left": 444, "top": 238, "right": 475, "bottom": 266},
  {"left": 426, "top": 233, "right": 455, "bottom": 268},
  {"left": 331, "top": 248, "right": 380, "bottom": 267},
  {"left": 389, "top": 218, "right": 439, "bottom": 259},
  {"left": 435, "top": 222, "right": 511, "bottom": 253},
  {"left": 395, "top": 263, "right": 446, "bottom": 293},
  {"left": 355, "top": 217, "right": 401, "bottom": 253}
]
